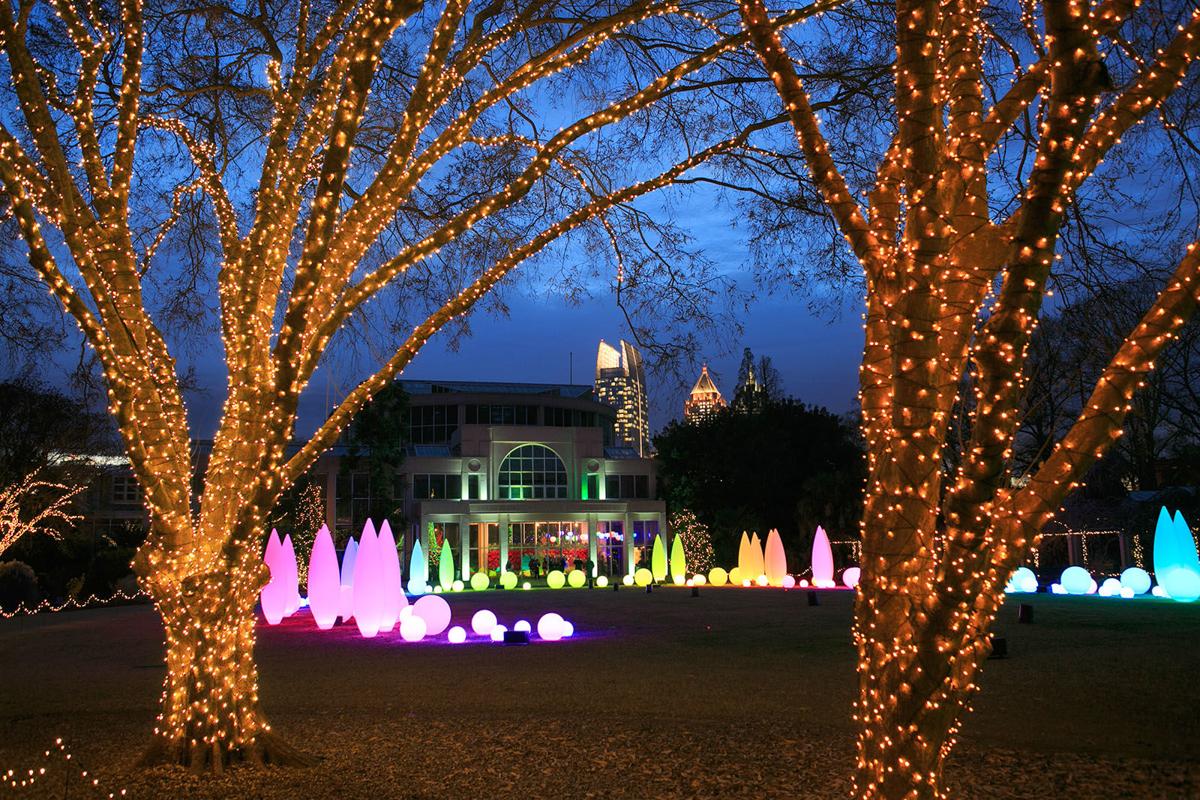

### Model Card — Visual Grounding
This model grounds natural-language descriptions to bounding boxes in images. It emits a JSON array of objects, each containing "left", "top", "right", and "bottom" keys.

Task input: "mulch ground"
[{"left": 1, "top": 587, "right": 1197, "bottom": 798}]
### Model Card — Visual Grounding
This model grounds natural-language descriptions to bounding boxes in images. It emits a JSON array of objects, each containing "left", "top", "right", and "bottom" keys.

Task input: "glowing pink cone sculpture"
[
  {"left": 353, "top": 521, "right": 385, "bottom": 637},
  {"left": 307, "top": 526, "right": 340, "bottom": 630},
  {"left": 811, "top": 526, "right": 835, "bottom": 588},
  {"left": 378, "top": 520, "right": 406, "bottom": 631},
  {"left": 281, "top": 534, "right": 300, "bottom": 616},
  {"left": 339, "top": 537, "right": 358, "bottom": 622},
  {"left": 764, "top": 528, "right": 788, "bottom": 587},
  {"left": 260, "top": 529, "right": 287, "bottom": 624}
]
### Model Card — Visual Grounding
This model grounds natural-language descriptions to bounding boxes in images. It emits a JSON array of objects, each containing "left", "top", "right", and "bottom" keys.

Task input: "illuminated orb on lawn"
[
  {"left": 399, "top": 615, "right": 427, "bottom": 642},
  {"left": 522, "top": 582, "right": 531, "bottom": 590},
  {"left": 596, "top": 575, "right": 610, "bottom": 588},
  {"left": 451, "top": 580, "right": 464, "bottom": 592},
  {"left": 842, "top": 567, "right": 862, "bottom": 589},
  {"left": 782, "top": 575, "right": 796, "bottom": 589},
  {"left": 561, "top": 620, "right": 575, "bottom": 637},
  {"left": 471, "top": 609, "right": 497, "bottom": 636},
  {"left": 568, "top": 570, "right": 586, "bottom": 588},
  {"left": 634, "top": 568, "right": 653, "bottom": 587},
  {"left": 622, "top": 574, "right": 634, "bottom": 586},
  {"left": 514, "top": 619, "right": 531, "bottom": 633},
  {"left": 693, "top": 574, "right": 707, "bottom": 586},
  {"left": 1005, "top": 566, "right": 1037, "bottom": 594},
  {"left": 1098, "top": 578, "right": 1122, "bottom": 597},
  {"left": 537, "top": 613, "right": 565, "bottom": 641},
  {"left": 447, "top": 626, "right": 467, "bottom": 644},
  {"left": 470, "top": 572, "right": 490, "bottom": 591},
  {"left": 1060, "top": 566, "right": 1092, "bottom": 595},
  {"left": 490, "top": 625, "right": 508, "bottom": 642},
  {"left": 413, "top": 594, "right": 452, "bottom": 635},
  {"left": 673, "top": 575, "right": 686, "bottom": 586},
  {"left": 1120, "top": 567, "right": 1151, "bottom": 595},
  {"left": 755, "top": 574, "right": 768, "bottom": 587},
  {"left": 546, "top": 570, "right": 566, "bottom": 589},
  {"left": 499, "top": 571, "right": 518, "bottom": 590},
  {"left": 708, "top": 567, "right": 728, "bottom": 586},
  {"left": 728, "top": 567, "right": 743, "bottom": 586},
  {"left": 742, "top": 578, "right": 752, "bottom": 587}
]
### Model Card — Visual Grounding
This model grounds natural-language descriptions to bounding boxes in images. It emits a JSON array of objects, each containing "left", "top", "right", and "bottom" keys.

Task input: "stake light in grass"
[
  {"left": 378, "top": 521, "right": 405, "bottom": 632},
  {"left": 651, "top": 536, "right": 668, "bottom": 582},
  {"left": 307, "top": 526, "right": 340, "bottom": 630},
  {"left": 811, "top": 526, "right": 835, "bottom": 588},
  {"left": 353, "top": 522, "right": 385, "bottom": 638},
  {"left": 670, "top": 534, "right": 686, "bottom": 584},
  {"left": 260, "top": 529, "right": 287, "bottom": 624},
  {"left": 764, "top": 529, "right": 787, "bottom": 587}
]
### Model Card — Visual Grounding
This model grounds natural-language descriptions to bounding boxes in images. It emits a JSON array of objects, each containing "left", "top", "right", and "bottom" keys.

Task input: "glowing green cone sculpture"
[
  {"left": 651, "top": 536, "right": 668, "bottom": 582},
  {"left": 670, "top": 535, "right": 686, "bottom": 583},
  {"left": 439, "top": 538, "right": 455, "bottom": 591},
  {"left": 1155, "top": 507, "right": 1200, "bottom": 603}
]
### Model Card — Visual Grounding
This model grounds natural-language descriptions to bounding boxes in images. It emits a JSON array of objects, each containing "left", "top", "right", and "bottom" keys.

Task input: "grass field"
[{"left": 1, "top": 586, "right": 1197, "bottom": 798}]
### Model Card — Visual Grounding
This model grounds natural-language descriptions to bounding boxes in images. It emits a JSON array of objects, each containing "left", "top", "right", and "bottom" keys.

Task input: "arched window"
[{"left": 498, "top": 444, "right": 568, "bottom": 500}]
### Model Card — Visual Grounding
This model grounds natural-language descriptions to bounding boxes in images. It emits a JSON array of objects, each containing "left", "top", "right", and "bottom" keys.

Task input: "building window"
[
  {"left": 111, "top": 474, "right": 141, "bottom": 504},
  {"left": 409, "top": 404, "right": 458, "bottom": 444},
  {"left": 466, "top": 404, "right": 537, "bottom": 425},
  {"left": 467, "top": 474, "right": 481, "bottom": 500},
  {"left": 605, "top": 474, "right": 649, "bottom": 499},
  {"left": 412, "top": 474, "right": 462, "bottom": 500},
  {"left": 498, "top": 444, "right": 568, "bottom": 500}
]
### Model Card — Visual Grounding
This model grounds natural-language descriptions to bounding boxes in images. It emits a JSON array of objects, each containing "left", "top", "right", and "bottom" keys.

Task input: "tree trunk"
[{"left": 135, "top": 548, "right": 312, "bottom": 772}]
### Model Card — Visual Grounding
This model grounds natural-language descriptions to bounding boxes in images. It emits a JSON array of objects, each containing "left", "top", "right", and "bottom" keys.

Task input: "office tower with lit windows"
[{"left": 594, "top": 339, "right": 650, "bottom": 457}]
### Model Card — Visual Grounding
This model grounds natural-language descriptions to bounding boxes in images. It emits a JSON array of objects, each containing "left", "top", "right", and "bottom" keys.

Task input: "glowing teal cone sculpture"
[
  {"left": 651, "top": 536, "right": 667, "bottom": 582},
  {"left": 408, "top": 539, "right": 428, "bottom": 594},
  {"left": 438, "top": 538, "right": 455, "bottom": 590},
  {"left": 669, "top": 534, "right": 686, "bottom": 584},
  {"left": 1155, "top": 507, "right": 1200, "bottom": 603}
]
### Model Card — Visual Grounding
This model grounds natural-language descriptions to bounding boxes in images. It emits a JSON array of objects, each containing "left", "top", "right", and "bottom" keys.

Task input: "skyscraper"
[
  {"left": 595, "top": 339, "right": 649, "bottom": 456},
  {"left": 684, "top": 364, "right": 726, "bottom": 424}
]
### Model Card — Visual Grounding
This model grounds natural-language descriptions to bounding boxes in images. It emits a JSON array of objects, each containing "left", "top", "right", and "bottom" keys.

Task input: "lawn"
[{"left": 1, "top": 587, "right": 1197, "bottom": 798}]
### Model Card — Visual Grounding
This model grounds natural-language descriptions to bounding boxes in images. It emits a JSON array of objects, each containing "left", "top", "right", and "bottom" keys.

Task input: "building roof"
[
  {"left": 396, "top": 379, "right": 594, "bottom": 399},
  {"left": 690, "top": 365, "right": 722, "bottom": 398}
]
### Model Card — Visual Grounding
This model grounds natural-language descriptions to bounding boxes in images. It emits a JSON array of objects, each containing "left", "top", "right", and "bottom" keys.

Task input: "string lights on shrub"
[{"left": 2, "top": 738, "right": 127, "bottom": 797}]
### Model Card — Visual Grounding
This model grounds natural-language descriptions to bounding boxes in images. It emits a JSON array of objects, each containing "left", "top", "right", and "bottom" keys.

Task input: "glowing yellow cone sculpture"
[
  {"left": 670, "top": 534, "right": 686, "bottom": 584},
  {"left": 737, "top": 531, "right": 751, "bottom": 575},
  {"left": 749, "top": 532, "right": 765, "bottom": 580},
  {"left": 764, "top": 528, "right": 787, "bottom": 587},
  {"left": 651, "top": 535, "right": 668, "bottom": 582}
]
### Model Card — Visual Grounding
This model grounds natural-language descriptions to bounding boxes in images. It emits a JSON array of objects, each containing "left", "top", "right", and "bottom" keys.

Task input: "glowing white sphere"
[
  {"left": 1120, "top": 567, "right": 1151, "bottom": 595},
  {"left": 673, "top": 575, "right": 686, "bottom": 586},
  {"left": 537, "top": 613, "right": 565, "bottom": 641},
  {"left": 451, "top": 580, "right": 464, "bottom": 592},
  {"left": 447, "top": 625, "right": 466, "bottom": 644},
  {"left": 433, "top": 585, "right": 443, "bottom": 593},
  {"left": 1051, "top": 583, "right": 1065, "bottom": 594},
  {"left": 800, "top": 579, "right": 810, "bottom": 588},
  {"left": 634, "top": 568, "right": 653, "bottom": 587},
  {"left": 596, "top": 575, "right": 609, "bottom": 588},
  {"left": 413, "top": 594, "right": 452, "bottom": 635},
  {"left": 782, "top": 575, "right": 796, "bottom": 589},
  {"left": 1151, "top": 585, "right": 1167, "bottom": 597},
  {"left": 1098, "top": 578, "right": 1122, "bottom": 597},
  {"left": 514, "top": 619, "right": 531, "bottom": 633},
  {"left": 399, "top": 615, "right": 427, "bottom": 642},
  {"left": 1120, "top": 587, "right": 1135, "bottom": 598},
  {"left": 490, "top": 624, "right": 508, "bottom": 642},
  {"left": 500, "top": 571, "right": 518, "bottom": 590},
  {"left": 546, "top": 570, "right": 566, "bottom": 589},
  {"left": 1006, "top": 566, "right": 1037, "bottom": 593},
  {"left": 742, "top": 578, "right": 752, "bottom": 587},
  {"left": 622, "top": 574, "right": 634, "bottom": 586},
  {"left": 561, "top": 620, "right": 575, "bottom": 638},
  {"left": 1060, "top": 566, "right": 1092, "bottom": 595},
  {"left": 755, "top": 574, "right": 768, "bottom": 587},
  {"left": 470, "top": 572, "right": 489, "bottom": 591},
  {"left": 693, "top": 574, "right": 707, "bottom": 586},
  {"left": 471, "top": 609, "right": 497, "bottom": 636},
  {"left": 567, "top": 570, "right": 586, "bottom": 588},
  {"left": 399, "top": 605, "right": 413, "bottom": 621},
  {"left": 522, "top": 582, "right": 531, "bottom": 591},
  {"left": 707, "top": 567, "right": 727, "bottom": 586}
]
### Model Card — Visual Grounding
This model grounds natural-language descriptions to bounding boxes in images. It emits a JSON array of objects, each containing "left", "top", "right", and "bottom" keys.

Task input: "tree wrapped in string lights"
[
  {"left": 739, "top": 0, "right": 1200, "bottom": 795},
  {"left": 0, "top": 468, "right": 83, "bottom": 557},
  {"left": 0, "top": 0, "right": 840, "bottom": 771}
]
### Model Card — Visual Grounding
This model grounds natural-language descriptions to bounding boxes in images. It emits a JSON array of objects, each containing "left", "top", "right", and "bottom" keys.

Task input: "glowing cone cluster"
[{"left": 1154, "top": 507, "right": 1200, "bottom": 603}]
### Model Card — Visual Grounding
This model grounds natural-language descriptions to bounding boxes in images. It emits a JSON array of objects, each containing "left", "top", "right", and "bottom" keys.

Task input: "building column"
[
  {"left": 459, "top": 515, "right": 471, "bottom": 579},
  {"left": 624, "top": 512, "right": 635, "bottom": 575},
  {"left": 586, "top": 513, "right": 599, "bottom": 576},
  {"left": 499, "top": 513, "right": 510, "bottom": 575}
]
